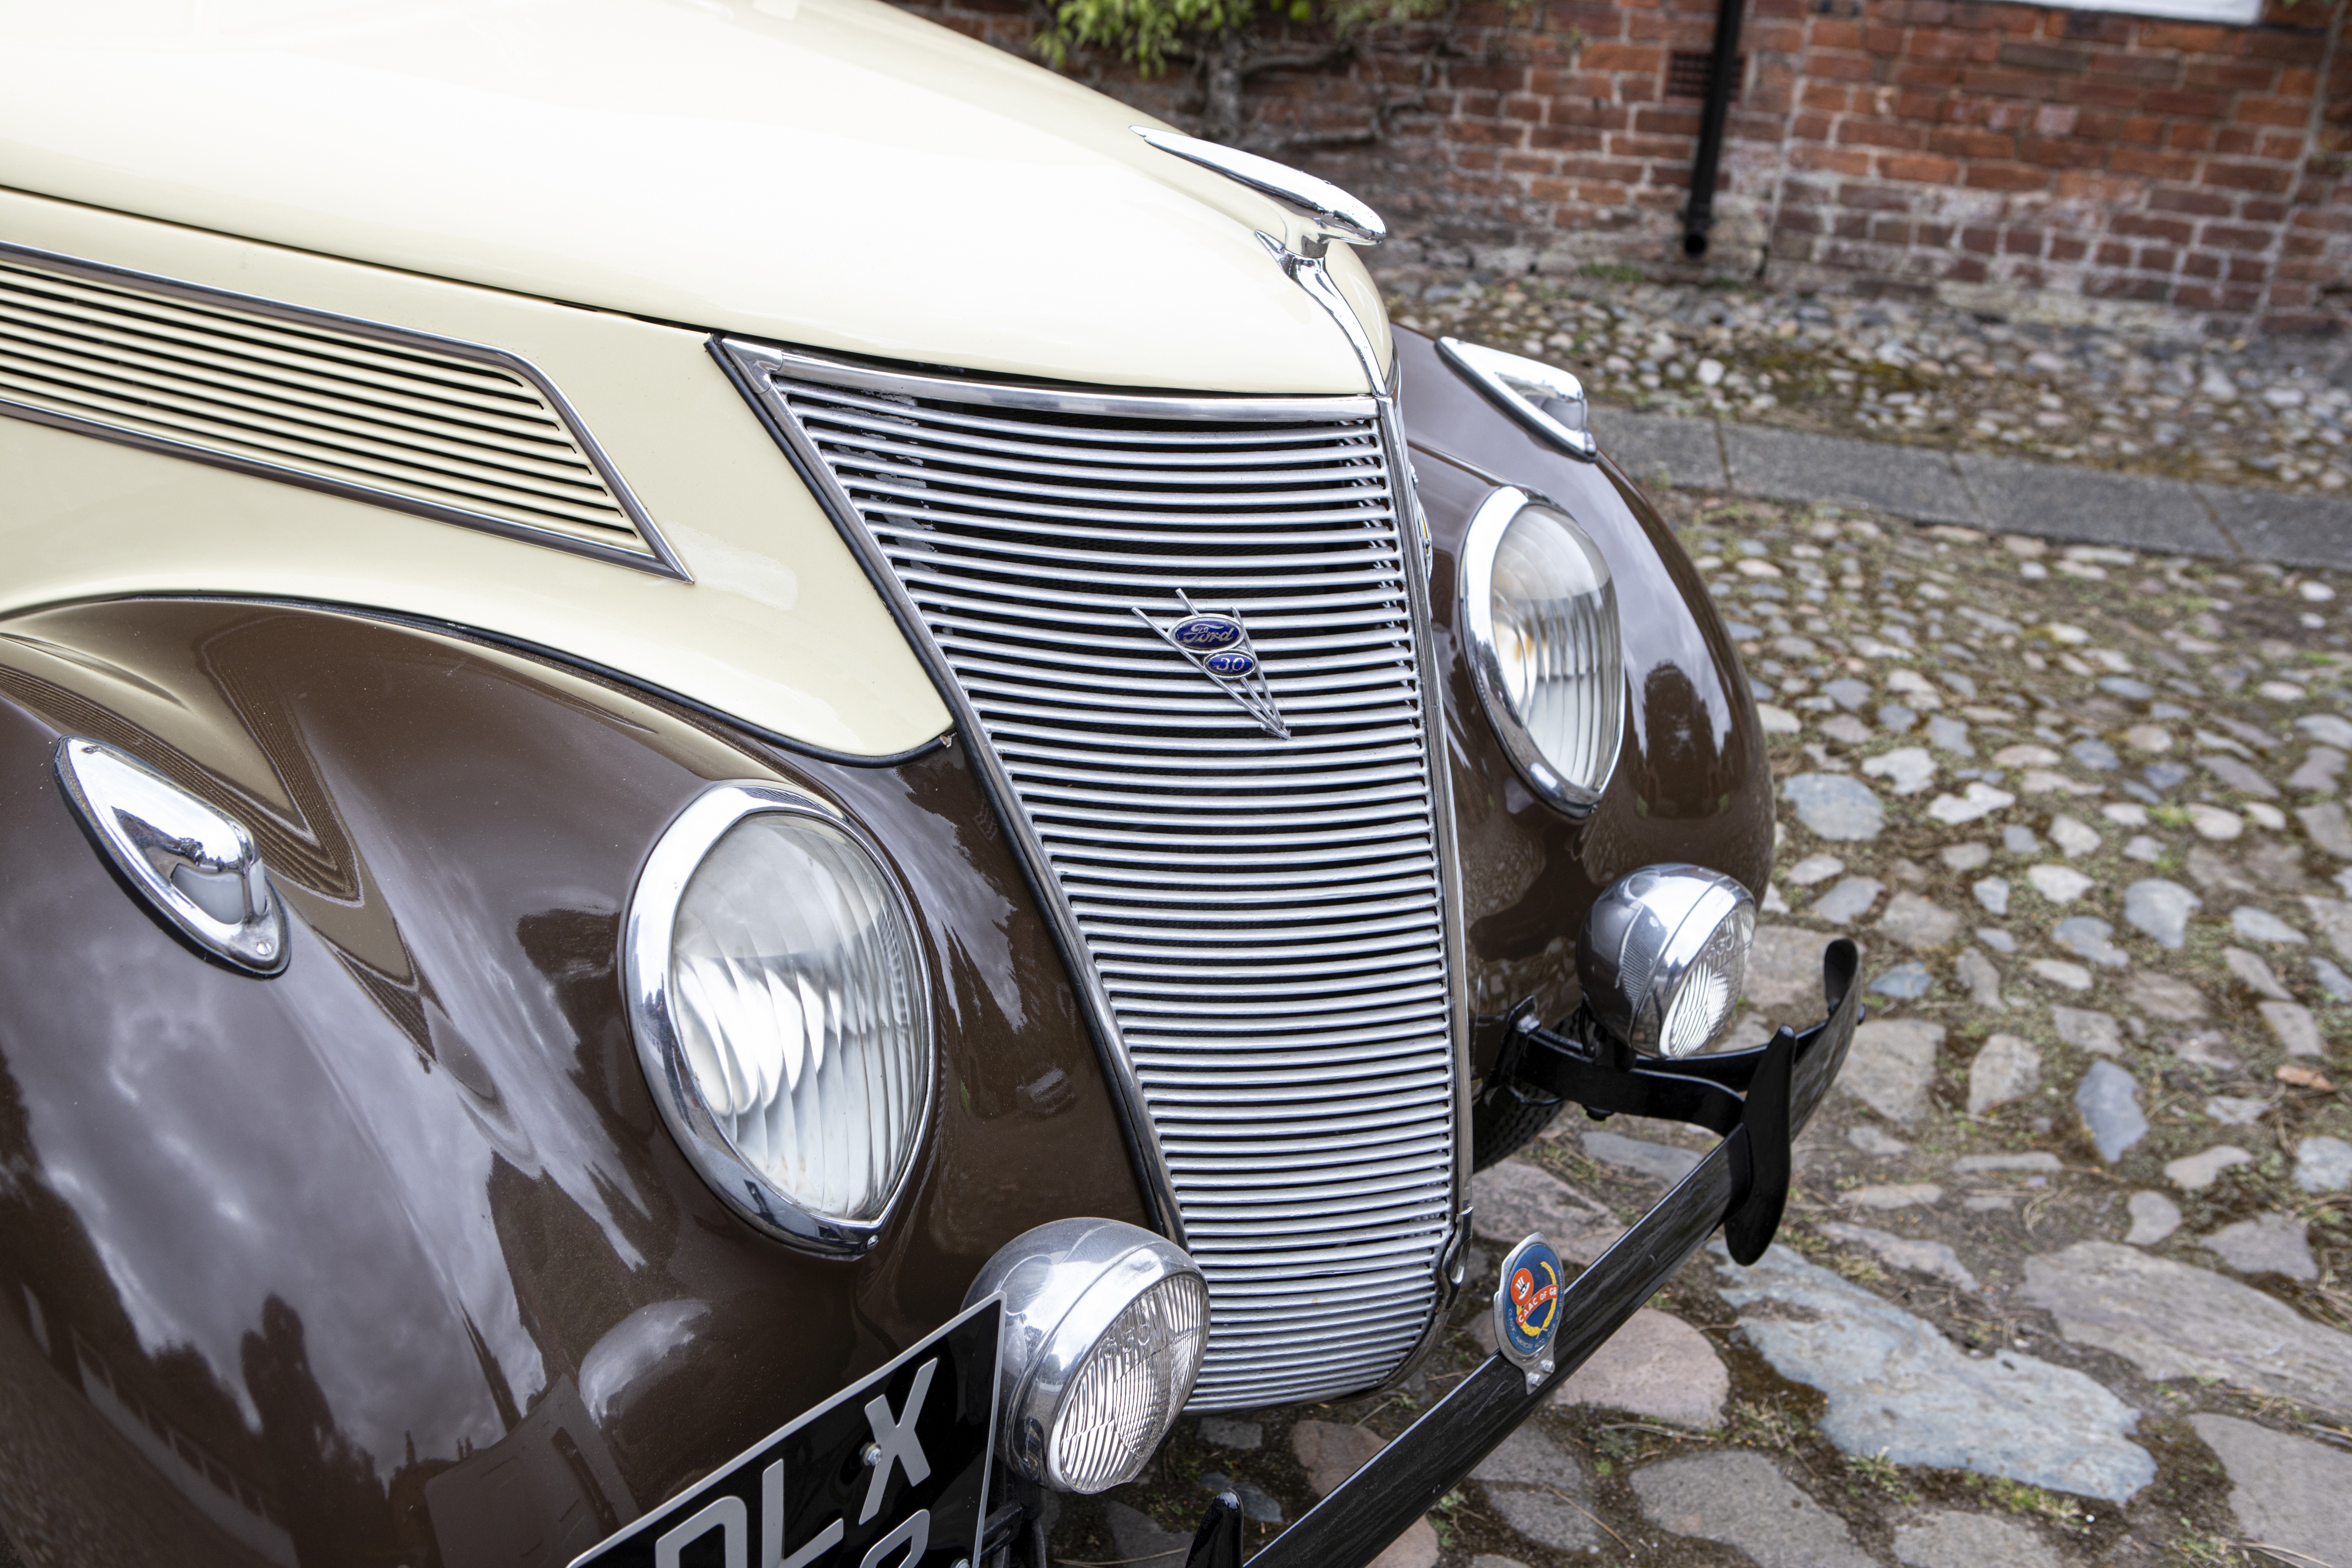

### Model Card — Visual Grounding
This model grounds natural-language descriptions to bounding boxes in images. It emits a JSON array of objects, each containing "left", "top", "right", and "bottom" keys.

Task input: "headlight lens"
[
  {"left": 1576, "top": 864, "right": 1756, "bottom": 1059},
  {"left": 1461, "top": 488, "right": 1625, "bottom": 815},
  {"left": 1048, "top": 1271, "right": 1210, "bottom": 1492},
  {"left": 966, "top": 1218, "right": 1209, "bottom": 1495},
  {"left": 627, "top": 783, "right": 930, "bottom": 1252}
]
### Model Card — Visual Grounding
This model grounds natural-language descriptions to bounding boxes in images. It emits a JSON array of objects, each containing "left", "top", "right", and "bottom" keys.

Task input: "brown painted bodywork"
[
  {"left": 0, "top": 600, "right": 1140, "bottom": 1568},
  {"left": 1395, "top": 327, "right": 1772, "bottom": 1029},
  {"left": 0, "top": 335, "right": 1764, "bottom": 1568}
]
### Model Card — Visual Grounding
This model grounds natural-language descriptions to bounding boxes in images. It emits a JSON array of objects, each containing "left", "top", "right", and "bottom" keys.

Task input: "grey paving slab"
[
  {"left": 1590, "top": 408, "right": 1725, "bottom": 489},
  {"left": 1725, "top": 424, "right": 1979, "bottom": 525},
  {"left": 2197, "top": 483, "right": 2352, "bottom": 570},
  {"left": 1955, "top": 452, "right": 2233, "bottom": 558}
]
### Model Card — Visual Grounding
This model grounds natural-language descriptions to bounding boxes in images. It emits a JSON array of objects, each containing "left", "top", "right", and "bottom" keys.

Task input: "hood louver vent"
[{"left": 0, "top": 244, "right": 680, "bottom": 576}]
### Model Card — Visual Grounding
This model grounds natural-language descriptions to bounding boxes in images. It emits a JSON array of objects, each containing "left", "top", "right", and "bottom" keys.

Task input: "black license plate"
[{"left": 570, "top": 1298, "right": 1000, "bottom": 1568}]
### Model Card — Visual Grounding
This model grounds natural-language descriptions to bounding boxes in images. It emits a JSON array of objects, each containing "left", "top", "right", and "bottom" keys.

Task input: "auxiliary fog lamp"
[
  {"left": 1577, "top": 864, "right": 1757, "bottom": 1059},
  {"left": 965, "top": 1219, "right": 1208, "bottom": 1494}
]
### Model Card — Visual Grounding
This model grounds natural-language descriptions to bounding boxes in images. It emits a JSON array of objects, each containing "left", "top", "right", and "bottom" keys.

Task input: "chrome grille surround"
[
  {"left": 721, "top": 341, "right": 1466, "bottom": 1409},
  {"left": 0, "top": 241, "right": 684, "bottom": 577}
]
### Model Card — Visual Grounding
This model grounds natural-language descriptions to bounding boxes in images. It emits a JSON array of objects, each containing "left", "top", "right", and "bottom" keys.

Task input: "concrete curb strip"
[{"left": 1594, "top": 407, "right": 2352, "bottom": 565}]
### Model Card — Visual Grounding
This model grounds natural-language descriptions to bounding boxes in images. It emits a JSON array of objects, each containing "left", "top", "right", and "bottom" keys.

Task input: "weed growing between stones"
[
  {"left": 1965, "top": 1474, "right": 2094, "bottom": 1531},
  {"left": 1844, "top": 1448, "right": 1920, "bottom": 1504},
  {"left": 1719, "top": 1398, "right": 1804, "bottom": 1451},
  {"left": 2168, "top": 1517, "right": 2249, "bottom": 1564}
]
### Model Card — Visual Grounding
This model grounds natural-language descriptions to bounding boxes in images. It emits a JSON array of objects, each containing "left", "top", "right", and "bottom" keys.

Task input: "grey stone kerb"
[{"left": 1592, "top": 407, "right": 2352, "bottom": 567}]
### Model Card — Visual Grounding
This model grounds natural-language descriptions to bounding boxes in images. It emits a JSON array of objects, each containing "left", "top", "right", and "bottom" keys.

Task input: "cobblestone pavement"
[
  {"left": 1049, "top": 495, "right": 2352, "bottom": 1568},
  {"left": 1381, "top": 268, "right": 2352, "bottom": 500}
]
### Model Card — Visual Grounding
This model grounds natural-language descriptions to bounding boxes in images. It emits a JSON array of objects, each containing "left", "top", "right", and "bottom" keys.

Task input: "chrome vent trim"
[
  {"left": 719, "top": 340, "right": 1463, "bottom": 1410},
  {"left": 0, "top": 242, "right": 684, "bottom": 578}
]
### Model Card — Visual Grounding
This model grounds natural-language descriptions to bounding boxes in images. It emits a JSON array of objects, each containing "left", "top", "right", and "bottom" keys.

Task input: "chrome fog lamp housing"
[
  {"left": 1438, "top": 338, "right": 1597, "bottom": 459},
  {"left": 626, "top": 781, "right": 931, "bottom": 1254},
  {"left": 1461, "top": 487, "right": 1625, "bottom": 816},
  {"left": 1577, "top": 865, "right": 1756, "bottom": 1059},
  {"left": 964, "top": 1218, "right": 1207, "bottom": 1495}
]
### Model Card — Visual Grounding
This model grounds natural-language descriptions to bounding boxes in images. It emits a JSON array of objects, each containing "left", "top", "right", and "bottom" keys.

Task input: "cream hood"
[{"left": 0, "top": 0, "right": 1390, "bottom": 394}]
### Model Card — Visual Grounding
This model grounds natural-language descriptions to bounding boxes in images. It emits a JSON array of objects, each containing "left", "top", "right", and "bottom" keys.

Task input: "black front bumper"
[{"left": 1232, "top": 941, "right": 1863, "bottom": 1568}]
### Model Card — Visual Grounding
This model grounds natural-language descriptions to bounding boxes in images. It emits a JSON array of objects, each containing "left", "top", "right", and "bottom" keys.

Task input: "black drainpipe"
[{"left": 1681, "top": 0, "right": 1746, "bottom": 259}]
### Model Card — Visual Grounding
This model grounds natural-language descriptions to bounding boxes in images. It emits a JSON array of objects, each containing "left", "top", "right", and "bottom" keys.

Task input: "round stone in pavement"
[
  {"left": 2021, "top": 1242, "right": 2352, "bottom": 1413},
  {"left": 1630, "top": 1451, "right": 1875, "bottom": 1568},
  {"left": 1745, "top": 924, "right": 1834, "bottom": 1015},
  {"left": 1713, "top": 1244, "right": 2153, "bottom": 1502},
  {"left": 1366, "top": 1518, "right": 1438, "bottom": 1568},
  {"left": 1289, "top": 1418, "right": 1387, "bottom": 1498},
  {"left": 1471, "top": 1426, "right": 1597, "bottom": 1552},
  {"left": 1839, "top": 1019, "right": 1942, "bottom": 1124},
  {"left": 1551, "top": 1307, "right": 1729, "bottom": 1428},
  {"left": 2074, "top": 1061, "right": 2149, "bottom": 1163},
  {"left": 2192, "top": 1413, "right": 2352, "bottom": 1568},
  {"left": 2123, "top": 878, "right": 2200, "bottom": 949},
  {"left": 1102, "top": 1503, "right": 1191, "bottom": 1567},
  {"left": 2201, "top": 1212, "right": 2319, "bottom": 1281},
  {"left": 1893, "top": 1510, "right": 2062, "bottom": 1568},
  {"left": 2299, "top": 1134, "right": 2352, "bottom": 1192},
  {"left": 1196, "top": 1416, "right": 1261, "bottom": 1451},
  {"left": 1784, "top": 772, "right": 1884, "bottom": 840},
  {"left": 1467, "top": 1160, "right": 1628, "bottom": 1265},
  {"left": 2123, "top": 1190, "right": 2182, "bottom": 1246}
]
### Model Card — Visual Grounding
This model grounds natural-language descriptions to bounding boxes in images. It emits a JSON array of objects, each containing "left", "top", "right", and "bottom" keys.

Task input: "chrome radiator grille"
[{"left": 737, "top": 348, "right": 1456, "bottom": 1409}]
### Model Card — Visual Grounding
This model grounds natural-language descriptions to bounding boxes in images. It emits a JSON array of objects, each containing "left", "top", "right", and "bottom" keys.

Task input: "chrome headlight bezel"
[
  {"left": 1460, "top": 486, "right": 1626, "bottom": 817},
  {"left": 964, "top": 1218, "right": 1208, "bottom": 1495},
  {"left": 624, "top": 780, "right": 933, "bottom": 1255},
  {"left": 1437, "top": 337, "right": 1598, "bottom": 460},
  {"left": 1577, "top": 864, "right": 1757, "bottom": 1059}
]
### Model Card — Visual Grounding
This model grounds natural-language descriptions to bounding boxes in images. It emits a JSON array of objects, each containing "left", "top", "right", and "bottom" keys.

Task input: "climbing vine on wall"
[{"left": 1034, "top": 0, "right": 1458, "bottom": 148}]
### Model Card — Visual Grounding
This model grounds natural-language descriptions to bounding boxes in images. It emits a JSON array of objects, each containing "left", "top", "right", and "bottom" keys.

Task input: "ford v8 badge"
[
  {"left": 1492, "top": 1233, "right": 1563, "bottom": 1391},
  {"left": 1134, "top": 592, "right": 1288, "bottom": 740}
]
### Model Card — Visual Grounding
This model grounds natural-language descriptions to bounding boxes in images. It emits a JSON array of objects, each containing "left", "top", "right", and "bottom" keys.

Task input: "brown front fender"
[{"left": 0, "top": 597, "right": 1138, "bottom": 1568}]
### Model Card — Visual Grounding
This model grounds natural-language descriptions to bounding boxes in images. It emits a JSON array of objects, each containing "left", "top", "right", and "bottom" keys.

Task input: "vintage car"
[{"left": 0, "top": 6, "right": 1856, "bottom": 1568}]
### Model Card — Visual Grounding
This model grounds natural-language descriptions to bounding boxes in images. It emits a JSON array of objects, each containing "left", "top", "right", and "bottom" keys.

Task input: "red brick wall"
[{"left": 895, "top": 0, "right": 2352, "bottom": 331}]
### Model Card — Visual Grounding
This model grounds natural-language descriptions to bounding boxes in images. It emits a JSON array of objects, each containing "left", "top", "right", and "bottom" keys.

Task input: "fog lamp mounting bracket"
[{"left": 1487, "top": 941, "right": 1858, "bottom": 1264}]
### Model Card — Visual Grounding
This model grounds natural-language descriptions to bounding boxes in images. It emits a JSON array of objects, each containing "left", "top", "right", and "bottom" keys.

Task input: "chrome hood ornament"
[
  {"left": 1132, "top": 127, "right": 1386, "bottom": 253},
  {"left": 1135, "top": 593, "right": 1289, "bottom": 740}
]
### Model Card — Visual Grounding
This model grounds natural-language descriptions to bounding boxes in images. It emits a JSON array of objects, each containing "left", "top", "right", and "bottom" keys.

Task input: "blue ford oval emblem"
[
  {"left": 1203, "top": 650, "right": 1256, "bottom": 678},
  {"left": 1169, "top": 615, "right": 1244, "bottom": 652}
]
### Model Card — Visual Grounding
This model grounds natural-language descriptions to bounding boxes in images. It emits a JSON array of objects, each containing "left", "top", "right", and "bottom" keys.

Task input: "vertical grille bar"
[{"left": 726, "top": 344, "right": 1458, "bottom": 1409}]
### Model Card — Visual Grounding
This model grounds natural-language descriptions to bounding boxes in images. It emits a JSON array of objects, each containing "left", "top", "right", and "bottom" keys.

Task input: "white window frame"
[{"left": 2023, "top": 0, "right": 2260, "bottom": 24}]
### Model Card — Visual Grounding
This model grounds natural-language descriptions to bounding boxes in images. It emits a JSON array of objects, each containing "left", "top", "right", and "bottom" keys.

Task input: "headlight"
[
  {"left": 1437, "top": 337, "right": 1597, "bottom": 459},
  {"left": 1576, "top": 864, "right": 1756, "bottom": 1058},
  {"left": 626, "top": 782, "right": 930, "bottom": 1253},
  {"left": 965, "top": 1219, "right": 1208, "bottom": 1495},
  {"left": 1461, "top": 487, "right": 1625, "bottom": 815}
]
